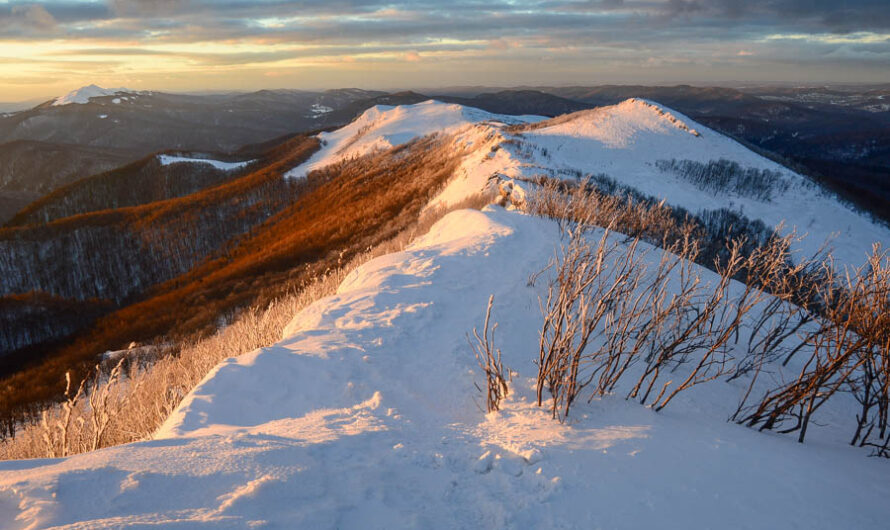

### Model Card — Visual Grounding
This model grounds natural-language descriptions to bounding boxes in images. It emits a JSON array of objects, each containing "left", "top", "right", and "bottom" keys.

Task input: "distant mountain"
[
  {"left": 0, "top": 87, "right": 382, "bottom": 216},
  {"left": 739, "top": 84, "right": 890, "bottom": 114},
  {"left": 0, "top": 87, "right": 375, "bottom": 153},
  {"left": 52, "top": 85, "right": 134, "bottom": 106}
]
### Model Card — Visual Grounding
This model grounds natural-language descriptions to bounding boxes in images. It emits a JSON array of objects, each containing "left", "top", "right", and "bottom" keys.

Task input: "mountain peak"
[
  {"left": 620, "top": 98, "right": 701, "bottom": 137},
  {"left": 517, "top": 98, "right": 702, "bottom": 144},
  {"left": 52, "top": 84, "right": 131, "bottom": 106}
]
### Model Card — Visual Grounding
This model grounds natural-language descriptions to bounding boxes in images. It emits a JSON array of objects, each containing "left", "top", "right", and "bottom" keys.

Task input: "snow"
[
  {"left": 309, "top": 103, "right": 334, "bottom": 117},
  {"left": 1, "top": 99, "right": 889, "bottom": 527},
  {"left": 157, "top": 154, "right": 254, "bottom": 171},
  {"left": 52, "top": 85, "right": 130, "bottom": 106},
  {"left": 284, "top": 100, "right": 543, "bottom": 179},
  {"left": 1, "top": 207, "right": 889, "bottom": 528}
]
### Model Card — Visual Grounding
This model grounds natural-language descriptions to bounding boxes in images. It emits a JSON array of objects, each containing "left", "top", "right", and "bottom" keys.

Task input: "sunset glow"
[{"left": 1, "top": 0, "right": 889, "bottom": 101}]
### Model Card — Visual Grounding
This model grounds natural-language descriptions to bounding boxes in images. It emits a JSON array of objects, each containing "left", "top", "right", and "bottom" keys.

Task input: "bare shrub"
[
  {"left": 528, "top": 178, "right": 890, "bottom": 454},
  {"left": 525, "top": 176, "right": 689, "bottom": 245},
  {"left": 735, "top": 246, "right": 890, "bottom": 447},
  {"left": 535, "top": 226, "right": 656, "bottom": 421},
  {"left": 4, "top": 358, "right": 131, "bottom": 459},
  {"left": 531, "top": 191, "right": 773, "bottom": 420},
  {"left": 39, "top": 371, "right": 86, "bottom": 458},
  {"left": 468, "top": 295, "right": 509, "bottom": 413},
  {"left": 524, "top": 175, "right": 786, "bottom": 275},
  {"left": 646, "top": 242, "right": 766, "bottom": 411}
]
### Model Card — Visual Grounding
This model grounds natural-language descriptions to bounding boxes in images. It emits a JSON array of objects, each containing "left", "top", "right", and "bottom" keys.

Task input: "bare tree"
[{"left": 469, "top": 295, "right": 510, "bottom": 413}]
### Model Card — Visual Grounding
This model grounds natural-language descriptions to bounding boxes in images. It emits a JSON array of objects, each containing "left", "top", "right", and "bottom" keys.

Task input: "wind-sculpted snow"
[{"left": 2, "top": 208, "right": 888, "bottom": 528}]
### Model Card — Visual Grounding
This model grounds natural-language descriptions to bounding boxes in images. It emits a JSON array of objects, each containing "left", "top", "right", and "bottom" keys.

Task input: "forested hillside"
[
  {"left": 0, "top": 135, "right": 319, "bottom": 361},
  {"left": 8, "top": 155, "right": 255, "bottom": 225}
]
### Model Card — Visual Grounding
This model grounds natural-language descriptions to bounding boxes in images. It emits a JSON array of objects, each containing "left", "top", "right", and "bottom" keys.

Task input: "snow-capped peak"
[
  {"left": 284, "top": 100, "right": 543, "bottom": 179},
  {"left": 623, "top": 98, "right": 701, "bottom": 137},
  {"left": 52, "top": 84, "right": 131, "bottom": 106},
  {"left": 521, "top": 97, "right": 701, "bottom": 148}
]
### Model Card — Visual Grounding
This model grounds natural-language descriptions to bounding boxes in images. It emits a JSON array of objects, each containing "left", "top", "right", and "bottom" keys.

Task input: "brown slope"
[{"left": 0, "top": 133, "right": 464, "bottom": 427}]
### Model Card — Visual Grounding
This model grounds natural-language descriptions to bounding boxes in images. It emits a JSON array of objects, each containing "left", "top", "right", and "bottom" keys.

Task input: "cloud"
[
  {"left": 7, "top": 4, "right": 57, "bottom": 30},
  {"left": 109, "top": 0, "right": 191, "bottom": 16},
  {"left": 0, "top": 0, "right": 887, "bottom": 95},
  {"left": 659, "top": 0, "right": 890, "bottom": 32}
]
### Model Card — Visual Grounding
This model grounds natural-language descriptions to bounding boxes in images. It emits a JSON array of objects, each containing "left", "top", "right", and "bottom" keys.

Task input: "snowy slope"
[
  {"left": 1, "top": 207, "right": 888, "bottom": 528},
  {"left": 505, "top": 98, "right": 888, "bottom": 268},
  {"left": 52, "top": 85, "right": 131, "bottom": 106}
]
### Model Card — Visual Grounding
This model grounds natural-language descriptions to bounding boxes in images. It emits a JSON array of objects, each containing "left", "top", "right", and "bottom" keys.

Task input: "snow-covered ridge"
[
  {"left": 157, "top": 154, "right": 254, "bottom": 171},
  {"left": 52, "top": 84, "right": 134, "bottom": 106},
  {"left": 284, "top": 98, "right": 887, "bottom": 269},
  {"left": 515, "top": 97, "right": 707, "bottom": 148},
  {"left": 1, "top": 99, "right": 889, "bottom": 526},
  {"left": 284, "top": 100, "right": 544, "bottom": 179},
  {"left": 519, "top": 98, "right": 702, "bottom": 141},
  {"left": 505, "top": 99, "right": 889, "bottom": 267}
]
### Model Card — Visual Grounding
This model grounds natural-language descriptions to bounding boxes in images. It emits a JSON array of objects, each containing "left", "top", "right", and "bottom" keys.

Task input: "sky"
[{"left": 0, "top": 0, "right": 889, "bottom": 102}]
